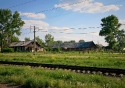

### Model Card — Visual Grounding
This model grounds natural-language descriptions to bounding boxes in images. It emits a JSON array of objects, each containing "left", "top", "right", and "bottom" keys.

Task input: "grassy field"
[
  {"left": 0, "top": 65, "right": 125, "bottom": 88},
  {"left": 0, "top": 52, "right": 125, "bottom": 87},
  {"left": 0, "top": 52, "right": 125, "bottom": 69}
]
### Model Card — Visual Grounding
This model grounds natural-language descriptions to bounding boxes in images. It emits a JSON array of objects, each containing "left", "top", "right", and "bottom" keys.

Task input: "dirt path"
[{"left": 0, "top": 84, "right": 21, "bottom": 88}]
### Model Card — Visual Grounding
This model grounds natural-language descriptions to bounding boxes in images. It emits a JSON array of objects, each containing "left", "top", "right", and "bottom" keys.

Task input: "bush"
[
  {"left": 52, "top": 47, "right": 62, "bottom": 53},
  {"left": 1, "top": 48, "right": 14, "bottom": 53}
]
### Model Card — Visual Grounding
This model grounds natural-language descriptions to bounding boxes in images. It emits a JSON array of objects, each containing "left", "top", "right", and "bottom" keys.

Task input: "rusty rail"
[{"left": 0, "top": 61, "right": 124, "bottom": 77}]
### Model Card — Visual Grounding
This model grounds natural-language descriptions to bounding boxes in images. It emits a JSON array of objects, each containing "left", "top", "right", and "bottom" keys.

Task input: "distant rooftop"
[
  {"left": 52, "top": 41, "right": 96, "bottom": 48},
  {"left": 9, "top": 40, "right": 33, "bottom": 47}
]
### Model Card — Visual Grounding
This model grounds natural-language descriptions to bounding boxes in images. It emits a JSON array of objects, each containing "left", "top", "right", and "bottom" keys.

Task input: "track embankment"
[{"left": 0, "top": 61, "right": 124, "bottom": 77}]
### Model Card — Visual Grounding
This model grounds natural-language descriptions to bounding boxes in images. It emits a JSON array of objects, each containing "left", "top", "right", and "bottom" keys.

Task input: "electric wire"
[{"left": 6, "top": 0, "right": 38, "bottom": 9}]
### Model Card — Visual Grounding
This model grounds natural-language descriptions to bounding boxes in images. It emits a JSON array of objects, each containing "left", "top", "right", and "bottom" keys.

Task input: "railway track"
[{"left": 0, "top": 61, "right": 124, "bottom": 77}]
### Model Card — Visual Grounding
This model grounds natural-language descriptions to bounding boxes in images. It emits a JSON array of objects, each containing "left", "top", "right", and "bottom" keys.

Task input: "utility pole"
[
  {"left": 0, "top": 30, "right": 3, "bottom": 53},
  {"left": 33, "top": 26, "right": 36, "bottom": 55},
  {"left": 30, "top": 26, "right": 39, "bottom": 55}
]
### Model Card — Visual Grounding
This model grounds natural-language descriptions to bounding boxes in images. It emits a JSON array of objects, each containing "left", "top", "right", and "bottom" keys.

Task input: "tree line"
[{"left": 24, "top": 34, "right": 85, "bottom": 48}]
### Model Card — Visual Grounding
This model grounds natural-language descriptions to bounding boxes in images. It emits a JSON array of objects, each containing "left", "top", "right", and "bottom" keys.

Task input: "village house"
[
  {"left": 9, "top": 40, "right": 43, "bottom": 52},
  {"left": 52, "top": 41, "right": 98, "bottom": 51}
]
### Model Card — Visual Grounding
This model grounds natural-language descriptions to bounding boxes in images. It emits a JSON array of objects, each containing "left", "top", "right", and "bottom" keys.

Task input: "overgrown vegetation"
[
  {"left": 0, "top": 65, "right": 125, "bottom": 88},
  {"left": 1, "top": 48, "right": 14, "bottom": 53},
  {"left": 0, "top": 52, "right": 125, "bottom": 69}
]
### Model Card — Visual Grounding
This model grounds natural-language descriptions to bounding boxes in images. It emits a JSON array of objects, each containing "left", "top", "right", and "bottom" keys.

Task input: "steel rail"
[{"left": 0, "top": 61, "right": 124, "bottom": 77}]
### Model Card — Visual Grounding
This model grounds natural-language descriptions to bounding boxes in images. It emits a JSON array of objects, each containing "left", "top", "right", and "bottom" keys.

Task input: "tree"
[
  {"left": 0, "top": 9, "right": 25, "bottom": 50},
  {"left": 70, "top": 40, "right": 76, "bottom": 43},
  {"left": 64, "top": 41, "right": 68, "bottom": 43},
  {"left": 99, "top": 15, "right": 125, "bottom": 50},
  {"left": 79, "top": 39, "right": 85, "bottom": 43},
  {"left": 11, "top": 36, "right": 20, "bottom": 42},
  {"left": 25, "top": 37, "right": 30, "bottom": 41},
  {"left": 115, "top": 29, "right": 125, "bottom": 51},
  {"left": 64, "top": 40, "right": 75, "bottom": 43},
  {"left": 36, "top": 36, "right": 45, "bottom": 47},
  {"left": 54, "top": 40, "right": 63, "bottom": 44},
  {"left": 45, "top": 34, "right": 54, "bottom": 47}
]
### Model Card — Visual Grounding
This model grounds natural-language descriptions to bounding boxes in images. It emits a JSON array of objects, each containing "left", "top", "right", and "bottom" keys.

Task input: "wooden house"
[
  {"left": 9, "top": 40, "right": 43, "bottom": 52},
  {"left": 52, "top": 41, "right": 97, "bottom": 51}
]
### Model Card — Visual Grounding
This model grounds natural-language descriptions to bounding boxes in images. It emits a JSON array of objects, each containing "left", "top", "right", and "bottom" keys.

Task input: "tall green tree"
[
  {"left": 79, "top": 39, "right": 85, "bottom": 43},
  {"left": 0, "top": 9, "right": 25, "bottom": 50},
  {"left": 25, "top": 37, "right": 30, "bottom": 41},
  {"left": 99, "top": 15, "right": 125, "bottom": 50},
  {"left": 11, "top": 36, "right": 20, "bottom": 42},
  {"left": 36, "top": 36, "right": 45, "bottom": 47},
  {"left": 115, "top": 29, "right": 125, "bottom": 51},
  {"left": 70, "top": 40, "right": 76, "bottom": 43},
  {"left": 45, "top": 34, "right": 54, "bottom": 47},
  {"left": 54, "top": 40, "right": 63, "bottom": 44}
]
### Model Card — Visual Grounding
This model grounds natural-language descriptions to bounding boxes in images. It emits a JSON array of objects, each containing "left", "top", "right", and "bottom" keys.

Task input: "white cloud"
[
  {"left": 89, "top": 32, "right": 99, "bottom": 36},
  {"left": 54, "top": 0, "right": 119, "bottom": 13},
  {"left": 20, "top": 12, "right": 46, "bottom": 19},
  {"left": 49, "top": 27, "right": 72, "bottom": 33},
  {"left": 23, "top": 20, "right": 49, "bottom": 29},
  {"left": 119, "top": 19, "right": 125, "bottom": 30},
  {"left": 55, "top": 35, "right": 80, "bottom": 41},
  {"left": 50, "top": 27, "right": 59, "bottom": 30},
  {"left": 119, "top": 19, "right": 125, "bottom": 24}
]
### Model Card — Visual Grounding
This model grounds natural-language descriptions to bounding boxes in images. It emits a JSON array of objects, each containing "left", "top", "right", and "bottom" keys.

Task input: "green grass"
[
  {"left": 0, "top": 52, "right": 125, "bottom": 69},
  {"left": 0, "top": 65, "right": 125, "bottom": 88},
  {"left": 0, "top": 52, "right": 125, "bottom": 88}
]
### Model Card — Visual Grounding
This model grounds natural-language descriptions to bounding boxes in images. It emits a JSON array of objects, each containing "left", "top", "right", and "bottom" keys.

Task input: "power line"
[
  {"left": 106, "top": 0, "right": 125, "bottom": 5},
  {"left": 21, "top": 23, "right": 125, "bottom": 30},
  {"left": 6, "top": 0, "right": 38, "bottom": 9},
  {"left": 5, "top": 0, "right": 123, "bottom": 20},
  {"left": 47, "top": 12, "right": 72, "bottom": 19},
  {"left": 34, "top": 26, "right": 102, "bottom": 30},
  {"left": 29, "top": 0, "right": 125, "bottom": 19},
  {"left": 21, "top": 23, "right": 125, "bottom": 34},
  {"left": 21, "top": 24, "right": 125, "bottom": 35},
  {"left": 47, "top": 0, "right": 125, "bottom": 19},
  {"left": 2, "top": 0, "right": 125, "bottom": 19},
  {"left": 21, "top": 23, "right": 125, "bottom": 35},
  {"left": 21, "top": 30, "right": 98, "bottom": 35},
  {"left": 20, "top": 0, "right": 89, "bottom": 18},
  {"left": 38, "top": 0, "right": 89, "bottom": 13}
]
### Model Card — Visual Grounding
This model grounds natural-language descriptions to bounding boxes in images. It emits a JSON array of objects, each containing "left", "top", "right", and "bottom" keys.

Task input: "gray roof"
[
  {"left": 63, "top": 43, "right": 76, "bottom": 48},
  {"left": 77, "top": 41, "right": 94, "bottom": 48},
  {"left": 52, "top": 41, "right": 96, "bottom": 49},
  {"left": 9, "top": 40, "right": 34, "bottom": 47}
]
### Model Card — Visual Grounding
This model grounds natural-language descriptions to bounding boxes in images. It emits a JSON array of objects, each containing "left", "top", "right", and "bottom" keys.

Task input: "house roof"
[
  {"left": 63, "top": 43, "right": 76, "bottom": 48},
  {"left": 76, "top": 41, "right": 94, "bottom": 48},
  {"left": 52, "top": 41, "right": 96, "bottom": 49},
  {"left": 9, "top": 40, "right": 34, "bottom": 47}
]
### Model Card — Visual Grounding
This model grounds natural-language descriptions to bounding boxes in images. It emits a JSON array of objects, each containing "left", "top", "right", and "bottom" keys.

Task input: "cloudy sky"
[{"left": 0, "top": 0, "right": 125, "bottom": 46}]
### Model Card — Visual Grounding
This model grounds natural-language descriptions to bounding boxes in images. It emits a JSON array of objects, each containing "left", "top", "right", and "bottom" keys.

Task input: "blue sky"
[{"left": 0, "top": 0, "right": 125, "bottom": 46}]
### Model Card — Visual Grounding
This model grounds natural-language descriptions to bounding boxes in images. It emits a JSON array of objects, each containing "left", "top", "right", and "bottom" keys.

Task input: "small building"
[
  {"left": 52, "top": 41, "right": 98, "bottom": 51},
  {"left": 9, "top": 40, "right": 43, "bottom": 52}
]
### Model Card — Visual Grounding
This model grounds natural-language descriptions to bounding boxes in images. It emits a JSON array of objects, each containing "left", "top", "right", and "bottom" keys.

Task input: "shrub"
[
  {"left": 1, "top": 48, "right": 14, "bottom": 53},
  {"left": 45, "top": 47, "right": 53, "bottom": 52}
]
